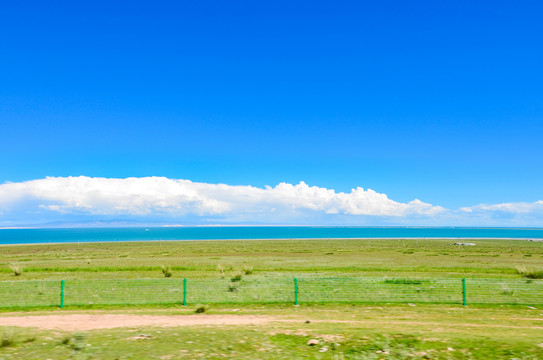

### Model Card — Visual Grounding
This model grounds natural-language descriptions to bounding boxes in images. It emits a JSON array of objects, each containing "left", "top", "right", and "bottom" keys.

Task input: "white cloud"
[
  {"left": 454, "top": 201, "right": 543, "bottom": 227},
  {"left": 461, "top": 200, "right": 543, "bottom": 214},
  {"left": 3, "top": 176, "right": 543, "bottom": 226},
  {"left": 0, "top": 176, "right": 444, "bottom": 222}
]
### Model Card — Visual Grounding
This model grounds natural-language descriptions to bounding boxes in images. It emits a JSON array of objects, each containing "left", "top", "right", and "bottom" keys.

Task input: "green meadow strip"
[{"left": 1, "top": 277, "right": 542, "bottom": 308}]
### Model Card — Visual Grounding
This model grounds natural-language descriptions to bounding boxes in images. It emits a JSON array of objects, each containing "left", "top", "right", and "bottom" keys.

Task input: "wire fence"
[{"left": 0, "top": 277, "right": 541, "bottom": 308}]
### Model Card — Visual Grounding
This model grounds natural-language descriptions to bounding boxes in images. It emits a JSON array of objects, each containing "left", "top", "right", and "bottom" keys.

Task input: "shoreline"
[
  {"left": 0, "top": 236, "right": 541, "bottom": 247},
  {"left": 2, "top": 225, "right": 543, "bottom": 230}
]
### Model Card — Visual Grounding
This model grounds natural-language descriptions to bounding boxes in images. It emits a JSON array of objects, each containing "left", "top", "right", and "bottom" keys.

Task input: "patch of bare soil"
[
  {"left": 0, "top": 314, "right": 274, "bottom": 331},
  {"left": 2, "top": 314, "right": 540, "bottom": 332}
]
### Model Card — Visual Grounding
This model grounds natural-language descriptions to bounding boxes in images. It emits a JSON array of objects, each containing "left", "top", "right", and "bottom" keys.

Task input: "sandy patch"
[
  {"left": 1, "top": 314, "right": 540, "bottom": 332},
  {"left": 0, "top": 314, "right": 274, "bottom": 331}
]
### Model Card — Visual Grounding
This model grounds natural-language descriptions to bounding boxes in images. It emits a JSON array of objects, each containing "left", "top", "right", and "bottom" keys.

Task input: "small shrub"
[
  {"left": 217, "top": 264, "right": 226, "bottom": 278},
  {"left": 516, "top": 265, "right": 543, "bottom": 279},
  {"left": 9, "top": 263, "right": 23, "bottom": 276},
  {"left": 1, "top": 329, "right": 15, "bottom": 348},
  {"left": 501, "top": 284, "right": 515, "bottom": 295},
  {"left": 195, "top": 304, "right": 208, "bottom": 313},
  {"left": 242, "top": 265, "right": 253, "bottom": 275},
  {"left": 161, "top": 265, "right": 172, "bottom": 278},
  {"left": 71, "top": 333, "right": 87, "bottom": 351},
  {"left": 37, "top": 283, "right": 46, "bottom": 295},
  {"left": 24, "top": 335, "right": 36, "bottom": 343},
  {"left": 230, "top": 272, "right": 243, "bottom": 282},
  {"left": 227, "top": 282, "right": 238, "bottom": 292},
  {"left": 61, "top": 333, "right": 86, "bottom": 350},
  {"left": 525, "top": 271, "right": 543, "bottom": 279},
  {"left": 61, "top": 334, "right": 71, "bottom": 345}
]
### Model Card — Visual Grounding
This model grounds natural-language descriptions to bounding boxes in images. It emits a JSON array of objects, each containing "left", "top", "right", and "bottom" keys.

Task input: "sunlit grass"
[{"left": 0, "top": 238, "right": 541, "bottom": 280}]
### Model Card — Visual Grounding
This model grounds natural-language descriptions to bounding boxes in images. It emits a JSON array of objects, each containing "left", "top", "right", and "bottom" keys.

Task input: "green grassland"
[
  {"left": 1, "top": 238, "right": 542, "bottom": 280},
  {"left": 1, "top": 238, "right": 543, "bottom": 359},
  {"left": 1, "top": 305, "right": 543, "bottom": 359}
]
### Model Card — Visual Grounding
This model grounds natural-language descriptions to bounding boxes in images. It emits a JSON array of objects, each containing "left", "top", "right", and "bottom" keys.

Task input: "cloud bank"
[
  {"left": 0, "top": 176, "right": 541, "bottom": 227},
  {"left": 461, "top": 201, "right": 543, "bottom": 214},
  {"left": 0, "top": 176, "right": 445, "bottom": 225}
]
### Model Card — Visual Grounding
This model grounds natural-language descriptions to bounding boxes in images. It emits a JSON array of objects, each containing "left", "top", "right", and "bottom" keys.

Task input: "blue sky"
[{"left": 1, "top": 1, "right": 542, "bottom": 226}]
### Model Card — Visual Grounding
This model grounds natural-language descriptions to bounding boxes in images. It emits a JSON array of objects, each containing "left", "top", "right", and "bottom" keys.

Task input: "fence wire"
[
  {"left": 297, "top": 277, "right": 462, "bottom": 304},
  {"left": 0, "top": 277, "right": 541, "bottom": 308},
  {"left": 65, "top": 279, "right": 185, "bottom": 306},
  {"left": 0, "top": 280, "right": 58, "bottom": 308},
  {"left": 466, "top": 278, "right": 543, "bottom": 304}
]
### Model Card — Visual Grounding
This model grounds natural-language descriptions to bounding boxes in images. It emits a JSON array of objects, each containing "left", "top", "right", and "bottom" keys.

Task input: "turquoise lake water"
[{"left": 0, "top": 227, "right": 542, "bottom": 244}]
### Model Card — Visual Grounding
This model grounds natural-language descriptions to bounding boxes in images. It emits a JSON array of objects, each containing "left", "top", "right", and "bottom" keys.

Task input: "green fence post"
[
  {"left": 294, "top": 278, "right": 299, "bottom": 305},
  {"left": 183, "top": 278, "right": 187, "bottom": 306},
  {"left": 462, "top": 278, "right": 466, "bottom": 306},
  {"left": 60, "top": 280, "right": 65, "bottom": 308}
]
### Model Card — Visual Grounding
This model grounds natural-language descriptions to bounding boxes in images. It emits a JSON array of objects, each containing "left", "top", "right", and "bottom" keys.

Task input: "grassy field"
[
  {"left": 1, "top": 304, "right": 543, "bottom": 359},
  {"left": 1, "top": 238, "right": 543, "bottom": 359},
  {"left": 1, "top": 238, "right": 542, "bottom": 280}
]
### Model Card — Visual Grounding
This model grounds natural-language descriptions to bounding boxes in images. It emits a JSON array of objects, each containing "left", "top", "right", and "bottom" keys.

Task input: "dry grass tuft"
[
  {"left": 161, "top": 265, "right": 172, "bottom": 278},
  {"left": 516, "top": 265, "right": 543, "bottom": 279},
  {"left": 242, "top": 265, "right": 253, "bottom": 275},
  {"left": 9, "top": 263, "right": 23, "bottom": 276}
]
